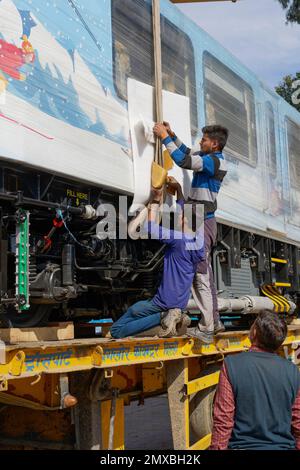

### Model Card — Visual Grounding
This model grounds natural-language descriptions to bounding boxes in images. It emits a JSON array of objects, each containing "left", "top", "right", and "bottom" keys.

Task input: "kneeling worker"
[{"left": 110, "top": 179, "right": 205, "bottom": 339}]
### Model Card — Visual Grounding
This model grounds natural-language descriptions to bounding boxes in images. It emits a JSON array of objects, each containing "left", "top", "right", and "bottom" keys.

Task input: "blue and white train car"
[{"left": 0, "top": 0, "right": 299, "bottom": 325}]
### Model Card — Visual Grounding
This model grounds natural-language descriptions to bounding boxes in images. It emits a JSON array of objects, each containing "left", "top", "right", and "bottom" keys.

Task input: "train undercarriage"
[{"left": 0, "top": 162, "right": 299, "bottom": 328}]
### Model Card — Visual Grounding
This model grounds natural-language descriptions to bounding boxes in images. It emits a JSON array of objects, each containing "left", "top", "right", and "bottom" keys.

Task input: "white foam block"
[{"left": 128, "top": 78, "right": 192, "bottom": 213}]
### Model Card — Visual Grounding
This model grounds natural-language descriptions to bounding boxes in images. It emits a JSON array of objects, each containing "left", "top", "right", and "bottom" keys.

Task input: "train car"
[{"left": 0, "top": 0, "right": 299, "bottom": 326}]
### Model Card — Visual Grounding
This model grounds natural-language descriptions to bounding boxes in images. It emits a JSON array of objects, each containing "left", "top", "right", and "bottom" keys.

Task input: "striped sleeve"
[
  {"left": 162, "top": 135, "right": 203, "bottom": 171},
  {"left": 163, "top": 136, "right": 224, "bottom": 176},
  {"left": 172, "top": 134, "right": 191, "bottom": 155}
]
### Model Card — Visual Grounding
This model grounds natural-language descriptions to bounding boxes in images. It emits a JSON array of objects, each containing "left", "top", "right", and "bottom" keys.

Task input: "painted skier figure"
[{"left": 0, "top": 35, "right": 35, "bottom": 93}]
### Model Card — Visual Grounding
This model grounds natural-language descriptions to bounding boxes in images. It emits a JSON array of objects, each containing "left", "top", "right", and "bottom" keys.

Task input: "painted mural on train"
[{"left": 0, "top": 0, "right": 129, "bottom": 146}]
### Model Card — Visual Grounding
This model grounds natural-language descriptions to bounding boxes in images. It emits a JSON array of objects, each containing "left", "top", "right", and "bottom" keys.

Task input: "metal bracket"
[
  {"left": 8, "top": 350, "right": 25, "bottom": 376},
  {"left": 0, "top": 377, "right": 8, "bottom": 392},
  {"left": 104, "top": 369, "right": 114, "bottom": 379},
  {"left": 59, "top": 373, "right": 78, "bottom": 409},
  {"left": 182, "top": 339, "right": 194, "bottom": 356},
  {"left": 91, "top": 346, "right": 103, "bottom": 367}
]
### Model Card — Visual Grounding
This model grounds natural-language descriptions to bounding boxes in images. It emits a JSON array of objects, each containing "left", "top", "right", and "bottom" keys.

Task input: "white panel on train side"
[{"left": 128, "top": 78, "right": 192, "bottom": 211}]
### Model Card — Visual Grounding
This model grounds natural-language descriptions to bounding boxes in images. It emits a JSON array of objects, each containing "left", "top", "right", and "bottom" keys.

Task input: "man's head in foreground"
[{"left": 249, "top": 310, "right": 287, "bottom": 352}]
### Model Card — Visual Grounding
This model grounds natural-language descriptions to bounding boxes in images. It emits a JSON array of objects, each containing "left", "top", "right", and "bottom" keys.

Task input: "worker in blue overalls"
[{"left": 110, "top": 180, "right": 205, "bottom": 339}]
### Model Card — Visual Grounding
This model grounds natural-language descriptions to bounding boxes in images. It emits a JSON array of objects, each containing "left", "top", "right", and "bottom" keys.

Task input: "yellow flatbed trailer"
[{"left": 0, "top": 325, "right": 300, "bottom": 450}]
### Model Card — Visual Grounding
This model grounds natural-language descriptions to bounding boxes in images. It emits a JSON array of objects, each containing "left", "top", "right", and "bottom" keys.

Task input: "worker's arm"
[
  {"left": 148, "top": 188, "right": 163, "bottom": 223},
  {"left": 145, "top": 188, "right": 176, "bottom": 246},
  {"left": 291, "top": 387, "right": 300, "bottom": 450},
  {"left": 153, "top": 123, "right": 220, "bottom": 175},
  {"left": 166, "top": 176, "right": 185, "bottom": 203},
  {"left": 210, "top": 363, "right": 235, "bottom": 450},
  {"left": 163, "top": 122, "right": 191, "bottom": 155},
  {"left": 153, "top": 123, "right": 194, "bottom": 169}
]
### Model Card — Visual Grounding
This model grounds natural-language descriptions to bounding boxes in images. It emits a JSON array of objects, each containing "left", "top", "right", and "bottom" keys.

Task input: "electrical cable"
[
  {"left": 67, "top": 0, "right": 103, "bottom": 54},
  {"left": 56, "top": 209, "right": 93, "bottom": 253}
]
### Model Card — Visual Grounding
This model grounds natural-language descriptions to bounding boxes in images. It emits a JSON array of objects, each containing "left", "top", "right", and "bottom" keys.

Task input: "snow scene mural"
[{"left": 0, "top": 0, "right": 129, "bottom": 146}]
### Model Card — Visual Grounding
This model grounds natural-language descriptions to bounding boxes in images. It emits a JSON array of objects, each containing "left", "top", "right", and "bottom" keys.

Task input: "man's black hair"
[
  {"left": 254, "top": 310, "right": 287, "bottom": 351},
  {"left": 202, "top": 125, "right": 229, "bottom": 151}
]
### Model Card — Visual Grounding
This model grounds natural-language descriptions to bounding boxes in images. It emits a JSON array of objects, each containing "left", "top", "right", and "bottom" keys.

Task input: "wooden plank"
[{"left": 0, "top": 323, "right": 74, "bottom": 344}]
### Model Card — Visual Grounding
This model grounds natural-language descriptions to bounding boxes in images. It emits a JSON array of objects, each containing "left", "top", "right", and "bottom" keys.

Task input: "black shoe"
[
  {"left": 214, "top": 320, "right": 225, "bottom": 334},
  {"left": 187, "top": 327, "right": 214, "bottom": 344}
]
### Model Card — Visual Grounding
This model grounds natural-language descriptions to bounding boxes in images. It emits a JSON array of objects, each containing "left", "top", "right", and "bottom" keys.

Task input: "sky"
[{"left": 177, "top": 0, "right": 300, "bottom": 90}]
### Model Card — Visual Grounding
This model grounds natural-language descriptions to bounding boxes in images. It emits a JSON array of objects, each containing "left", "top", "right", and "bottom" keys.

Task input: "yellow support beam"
[
  {"left": 189, "top": 434, "right": 212, "bottom": 450},
  {"left": 186, "top": 371, "right": 220, "bottom": 396},
  {"left": 101, "top": 398, "right": 125, "bottom": 450},
  {"left": 0, "top": 326, "right": 299, "bottom": 382}
]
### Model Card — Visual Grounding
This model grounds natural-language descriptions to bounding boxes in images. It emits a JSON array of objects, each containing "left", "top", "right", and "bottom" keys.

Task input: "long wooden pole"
[{"left": 152, "top": 0, "right": 163, "bottom": 166}]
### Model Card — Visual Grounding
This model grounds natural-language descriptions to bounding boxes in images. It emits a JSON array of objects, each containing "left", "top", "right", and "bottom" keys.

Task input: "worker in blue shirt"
[
  {"left": 110, "top": 180, "right": 205, "bottom": 339},
  {"left": 153, "top": 123, "right": 229, "bottom": 344}
]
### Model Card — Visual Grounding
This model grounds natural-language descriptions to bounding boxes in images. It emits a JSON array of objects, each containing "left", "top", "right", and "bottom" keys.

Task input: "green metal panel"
[{"left": 15, "top": 210, "right": 30, "bottom": 311}]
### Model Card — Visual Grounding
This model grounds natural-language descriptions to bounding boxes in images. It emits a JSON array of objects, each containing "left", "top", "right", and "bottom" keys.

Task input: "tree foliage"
[
  {"left": 275, "top": 72, "right": 300, "bottom": 112},
  {"left": 277, "top": 0, "right": 300, "bottom": 24}
]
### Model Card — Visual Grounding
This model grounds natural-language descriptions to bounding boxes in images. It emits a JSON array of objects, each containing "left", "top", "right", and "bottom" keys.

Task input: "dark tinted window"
[
  {"left": 112, "top": 0, "right": 198, "bottom": 134},
  {"left": 204, "top": 52, "right": 258, "bottom": 165},
  {"left": 286, "top": 118, "right": 300, "bottom": 189},
  {"left": 266, "top": 102, "right": 277, "bottom": 176}
]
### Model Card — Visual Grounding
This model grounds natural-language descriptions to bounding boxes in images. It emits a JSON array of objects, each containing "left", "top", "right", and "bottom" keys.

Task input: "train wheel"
[
  {"left": 189, "top": 365, "right": 221, "bottom": 440},
  {"left": 4, "top": 304, "right": 52, "bottom": 328}
]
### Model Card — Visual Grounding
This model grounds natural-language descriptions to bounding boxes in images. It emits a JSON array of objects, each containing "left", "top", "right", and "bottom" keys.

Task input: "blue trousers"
[{"left": 110, "top": 299, "right": 162, "bottom": 339}]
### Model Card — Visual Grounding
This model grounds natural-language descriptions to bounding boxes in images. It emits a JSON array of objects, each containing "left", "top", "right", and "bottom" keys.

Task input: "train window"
[
  {"left": 111, "top": 0, "right": 198, "bottom": 134},
  {"left": 266, "top": 102, "right": 277, "bottom": 176},
  {"left": 286, "top": 118, "right": 300, "bottom": 189},
  {"left": 203, "top": 52, "right": 258, "bottom": 165}
]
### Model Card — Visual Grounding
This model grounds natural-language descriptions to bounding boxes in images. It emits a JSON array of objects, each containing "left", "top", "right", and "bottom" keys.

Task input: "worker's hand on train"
[
  {"left": 153, "top": 123, "right": 168, "bottom": 139},
  {"left": 163, "top": 122, "right": 175, "bottom": 138},
  {"left": 166, "top": 176, "right": 180, "bottom": 190}
]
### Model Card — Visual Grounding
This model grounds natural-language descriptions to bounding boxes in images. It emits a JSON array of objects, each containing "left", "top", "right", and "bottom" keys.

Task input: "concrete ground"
[{"left": 125, "top": 394, "right": 173, "bottom": 450}]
